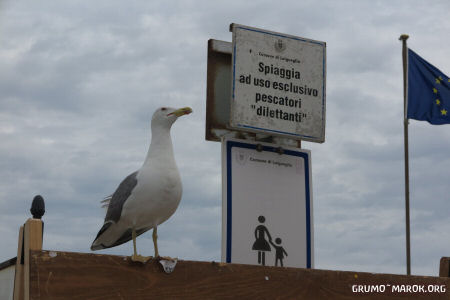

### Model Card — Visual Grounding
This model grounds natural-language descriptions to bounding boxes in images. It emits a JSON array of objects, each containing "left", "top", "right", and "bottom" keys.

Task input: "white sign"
[
  {"left": 221, "top": 138, "right": 314, "bottom": 268},
  {"left": 230, "top": 24, "right": 326, "bottom": 143}
]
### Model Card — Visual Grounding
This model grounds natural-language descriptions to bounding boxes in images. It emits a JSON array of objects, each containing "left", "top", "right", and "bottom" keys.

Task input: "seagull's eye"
[{"left": 161, "top": 107, "right": 167, "bottom": 111}]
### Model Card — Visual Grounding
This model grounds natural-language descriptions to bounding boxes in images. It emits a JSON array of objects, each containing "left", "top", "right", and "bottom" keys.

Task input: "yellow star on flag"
[
  {"left": 441, "top": 109, "right": 448, "bottom": 116},
  {"left": 433, "top": 87, "right": 438, "bottom": 93},
  {"left": 436, "top": 99, "right": 441, "bottom": 105},
  {"left": 436, "top": 78, "right": 441, "bottom": 84}
]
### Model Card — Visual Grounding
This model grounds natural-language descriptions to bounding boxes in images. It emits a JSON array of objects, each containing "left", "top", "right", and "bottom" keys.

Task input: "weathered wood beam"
[{"left": 30, "top": 250, "right": 450, "bottom": 299}]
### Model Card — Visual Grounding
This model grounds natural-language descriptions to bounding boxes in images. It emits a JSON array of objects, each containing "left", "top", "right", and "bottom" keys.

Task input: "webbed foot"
[{"left": 130, "top": 254, "right": 151, "bottom": 263}]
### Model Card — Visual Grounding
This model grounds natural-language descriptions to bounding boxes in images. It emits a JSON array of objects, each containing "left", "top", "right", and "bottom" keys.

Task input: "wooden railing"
[{"left": 10, "top": 218, "right": 450, "bottom": 299}]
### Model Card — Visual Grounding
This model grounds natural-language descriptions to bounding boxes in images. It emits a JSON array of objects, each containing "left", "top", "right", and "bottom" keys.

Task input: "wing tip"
[
  {"left": 91, "top": 221, "right": 114, "bottom": 251},
  {"left": 90, "top": 244, "right": 103, "bottom": 251}
]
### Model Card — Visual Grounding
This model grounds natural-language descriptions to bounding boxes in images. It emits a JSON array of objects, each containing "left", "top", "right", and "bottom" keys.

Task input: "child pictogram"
[{"left": 270, "top": 237, "right": 288, "bottom": 267}]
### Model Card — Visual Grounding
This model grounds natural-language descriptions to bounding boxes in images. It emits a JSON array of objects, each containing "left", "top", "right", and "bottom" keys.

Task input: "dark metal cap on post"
[
  {"left": 30, "top": 195, "right": 45, "bottom": 219},
  {"left": 399, "top": 34, "right": 409, "bottom": 41}
]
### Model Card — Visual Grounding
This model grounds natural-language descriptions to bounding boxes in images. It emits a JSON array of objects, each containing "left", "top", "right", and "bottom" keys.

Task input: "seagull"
[{"left": 91, "top": 106, "right": 192, "bottom": 263}]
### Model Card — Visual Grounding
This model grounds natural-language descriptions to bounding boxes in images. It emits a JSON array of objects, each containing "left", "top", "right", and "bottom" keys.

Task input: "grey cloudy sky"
[{"left": 0, "top": 0, "right": 449, "bottom": 276}]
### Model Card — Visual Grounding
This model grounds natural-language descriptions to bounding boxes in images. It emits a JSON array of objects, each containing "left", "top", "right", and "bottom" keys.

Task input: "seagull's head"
[{"left": 151, "top": 106, "right": 193, "bottom": 130}]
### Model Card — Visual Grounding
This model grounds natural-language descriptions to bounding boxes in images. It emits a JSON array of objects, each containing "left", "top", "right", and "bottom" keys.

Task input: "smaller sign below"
[
  {"left": 230, "top": 24, "right": 326, "bottom": 143},
  {"left": 222, "top": 137, "right": 314, "bottom": 268}
]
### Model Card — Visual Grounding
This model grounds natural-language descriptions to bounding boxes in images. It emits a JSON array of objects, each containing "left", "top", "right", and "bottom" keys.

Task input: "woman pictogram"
[{"left": 252, "top": 215, "right": 272, "bottom": 265}]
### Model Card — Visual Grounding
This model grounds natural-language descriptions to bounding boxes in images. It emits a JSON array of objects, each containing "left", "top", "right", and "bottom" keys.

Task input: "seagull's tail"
[
  {"left": 100, "top": 195, "right": 112, "bottom": 211},
  {"left": 91, "top": 222, "right": 151, "bottom": 251}
]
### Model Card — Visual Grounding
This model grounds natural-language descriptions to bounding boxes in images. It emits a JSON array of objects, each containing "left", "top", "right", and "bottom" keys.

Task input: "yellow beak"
[{"left": 170, "top": 107, "right": 193, "bottom": 117}]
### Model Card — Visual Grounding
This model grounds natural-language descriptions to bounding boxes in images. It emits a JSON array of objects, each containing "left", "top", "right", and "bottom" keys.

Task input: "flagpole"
[{"left": 399, "top": 34, "right": 411, "bottom": 275}]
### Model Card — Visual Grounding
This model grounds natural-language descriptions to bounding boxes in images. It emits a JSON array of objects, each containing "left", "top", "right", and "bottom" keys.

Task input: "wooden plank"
[
  {"left": 23, "top": 219, "right": 43, "bottom": 300},
  {"left": 13, "top": 226, "right": 24, "bottom": 300},
  {"left": 24, "top": 219, "right": 43, "bottom": 251},
  {"left": 30, "top": 250, "right": 450, "bottom": 299},
  {"left": 440, "top": 257, "right": 450, "bottom": 277}
]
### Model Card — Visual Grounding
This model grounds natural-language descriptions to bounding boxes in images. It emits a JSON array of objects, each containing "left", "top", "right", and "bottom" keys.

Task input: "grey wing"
[{"left": 104, "top": 170, "right": 139, "bottom": 223}]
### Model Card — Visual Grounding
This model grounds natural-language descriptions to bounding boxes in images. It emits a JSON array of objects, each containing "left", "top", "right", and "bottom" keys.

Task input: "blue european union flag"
[{"left": 407, "top": 49, "right": 450, "bottom": 125}]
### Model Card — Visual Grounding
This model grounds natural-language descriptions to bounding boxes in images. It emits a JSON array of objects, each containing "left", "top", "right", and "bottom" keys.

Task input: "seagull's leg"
[
  {"left": 130, "top": 228, "right": 150, "bottom": 263},
  {"left": 132, "top": 229, "right": 138, "bottom": 257},
  {"left": 154, "top": 227, "right": 177, "bottom": 262},
  {"left": 152, "top": 227, "right": 159, "bottom": 258}
]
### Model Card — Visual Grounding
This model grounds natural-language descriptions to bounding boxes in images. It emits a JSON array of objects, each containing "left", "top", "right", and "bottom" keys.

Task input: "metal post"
[{"left": 399, "top": 34, "right": 411, "bottom": 275}]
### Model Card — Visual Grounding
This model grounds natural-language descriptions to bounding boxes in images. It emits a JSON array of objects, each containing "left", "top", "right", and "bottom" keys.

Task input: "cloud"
[{"left": 0, "top": 0, "right": 449, "bottom": 277}]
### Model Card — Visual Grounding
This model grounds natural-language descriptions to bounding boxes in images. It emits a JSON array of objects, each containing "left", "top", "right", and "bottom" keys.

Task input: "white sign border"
[
  {"left": 221, "top": 137, "right": 314, "bottom": 268},
  {"left": 230, "top": 24, "right": 327, "bottom": 143}
]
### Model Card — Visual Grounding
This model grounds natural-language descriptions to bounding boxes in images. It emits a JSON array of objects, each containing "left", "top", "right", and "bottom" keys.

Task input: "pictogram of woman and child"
[{"left": 252, "top": 215, "right": 288, "bottom": 266}]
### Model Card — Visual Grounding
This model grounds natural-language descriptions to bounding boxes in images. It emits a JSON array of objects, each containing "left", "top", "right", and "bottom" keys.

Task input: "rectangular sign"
[
  {"left": 230, "top": 24, "right": 326, "bottom": 143},
  {"left": 221, "top": 137, "right": 314, "bottom": 268}
]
